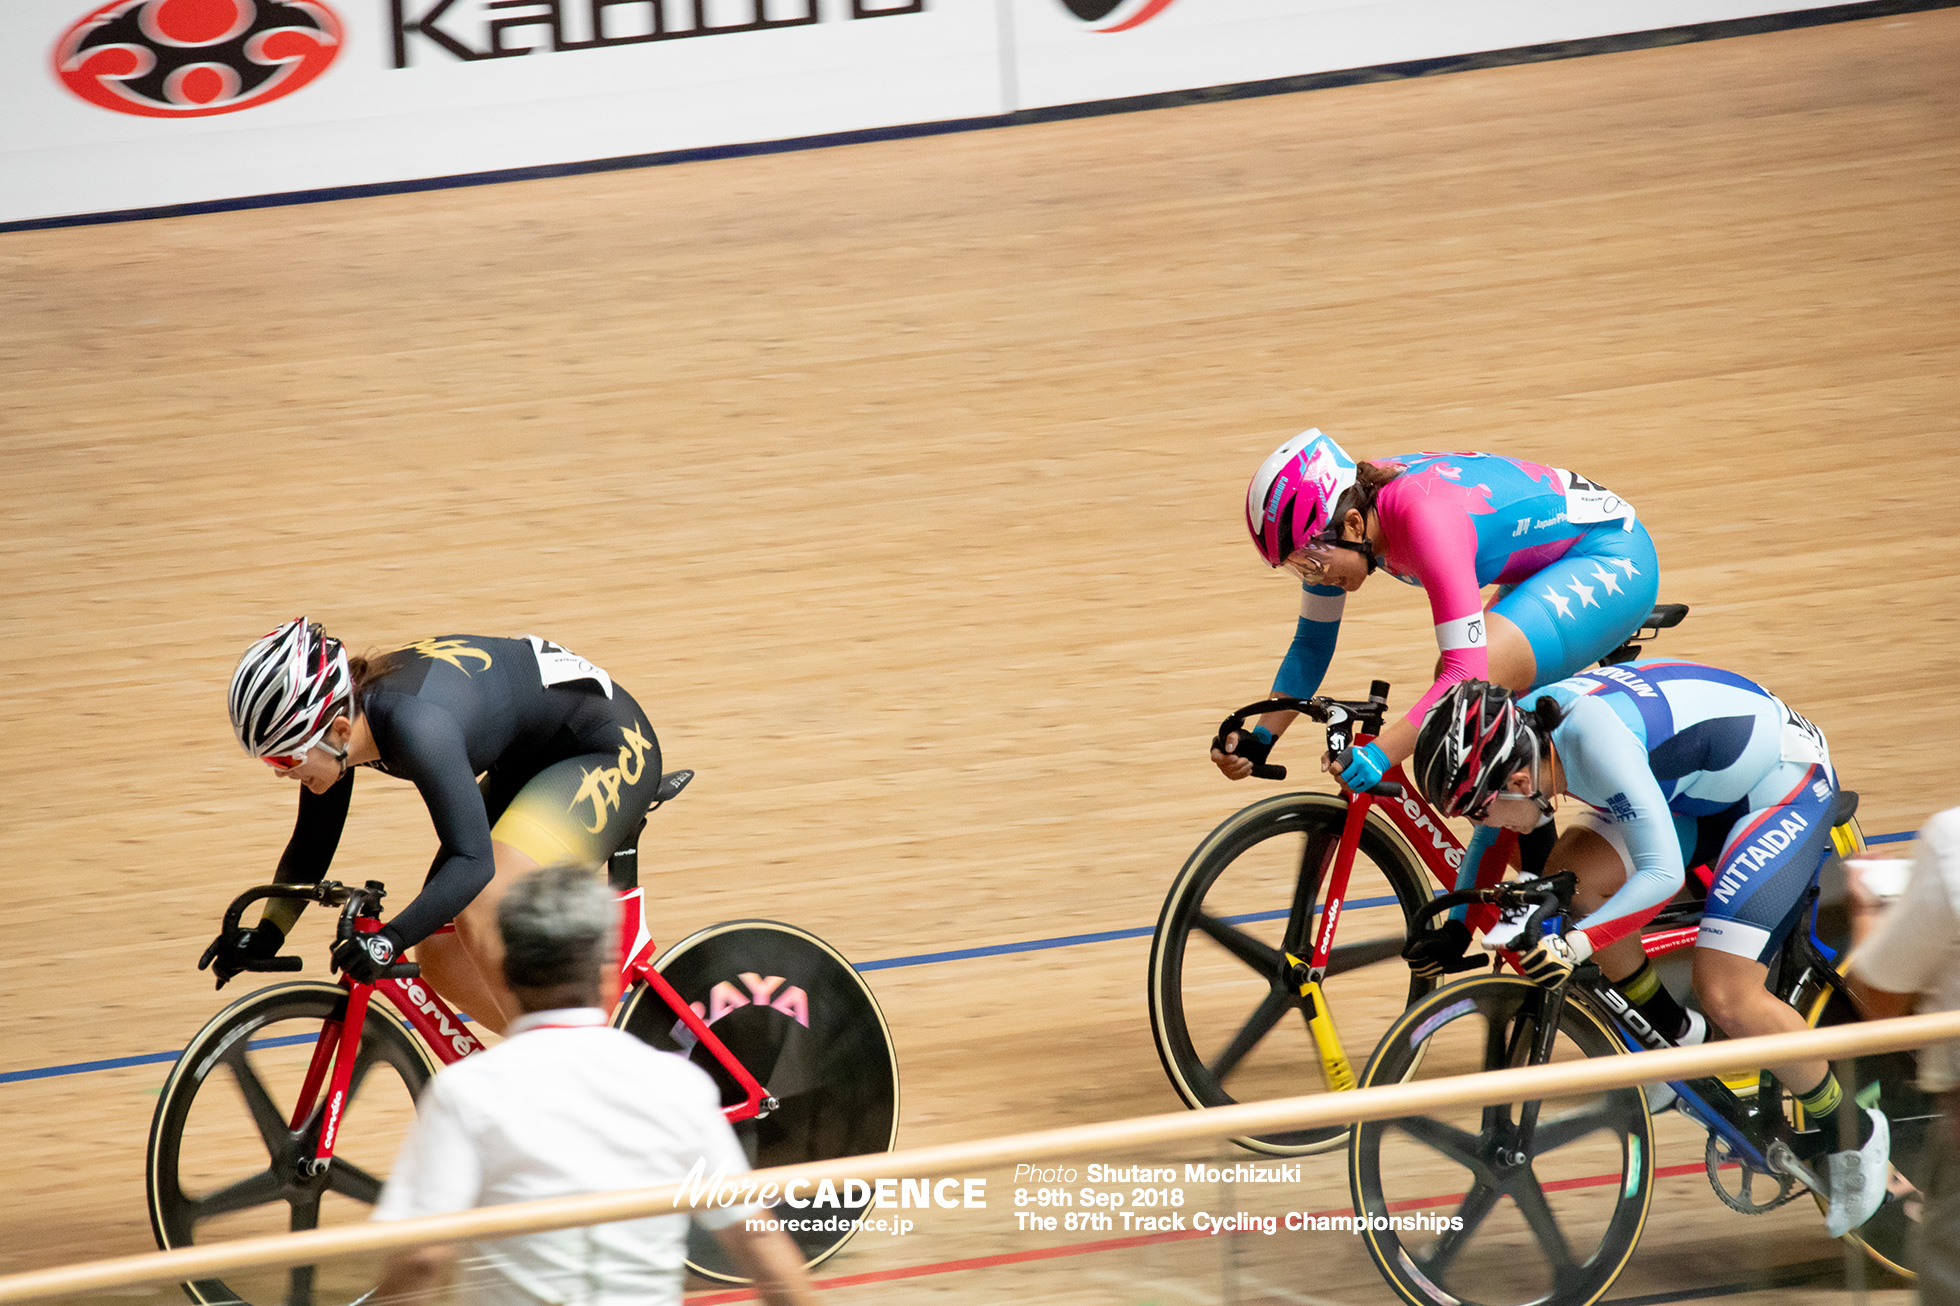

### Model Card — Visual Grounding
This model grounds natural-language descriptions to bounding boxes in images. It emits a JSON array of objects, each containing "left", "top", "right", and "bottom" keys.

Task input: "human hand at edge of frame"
[
  {"left": 198, "top": 924, "right": 285, "bottom": 990},
  {"left": 1518, "top": 931, "right": 1593, "bottom": 987}
]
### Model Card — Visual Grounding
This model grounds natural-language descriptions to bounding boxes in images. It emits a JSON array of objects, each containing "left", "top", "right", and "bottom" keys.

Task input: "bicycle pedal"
[{"left": 1719, "top": 1071, "right": 1760, "bottom": 1095}]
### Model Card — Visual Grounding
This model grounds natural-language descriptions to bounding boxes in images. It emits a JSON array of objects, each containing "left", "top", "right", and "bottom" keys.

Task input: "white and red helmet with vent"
[
  {"left": 1413, "top": 680, "right": 1542, "bottom": 820},
  {"left": 1245, "top": 429, "right": 1357, "bottom": 567},
  {"left": 228, "top": 618, "right": 353, "bottom": 760}
]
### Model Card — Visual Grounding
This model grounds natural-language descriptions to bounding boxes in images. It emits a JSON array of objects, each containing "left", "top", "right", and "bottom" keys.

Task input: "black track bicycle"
[{"left": 1348, "top": 820, "right": 1935, "bottom": 1306}]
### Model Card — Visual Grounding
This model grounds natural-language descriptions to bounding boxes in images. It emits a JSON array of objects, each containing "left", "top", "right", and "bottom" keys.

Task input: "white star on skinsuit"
[
  {"left": 1542, "top": 586, "right": 1574, "bottom": 619},
  {"left": 1609, "top": 557, "right": 1641, "bottom": 577},
  {"left": 1591, "top": 564, "right": 1622, "bottom": 596},
  {"left": 1569, "top": 577, "right": 1599, "bottom": 609}
]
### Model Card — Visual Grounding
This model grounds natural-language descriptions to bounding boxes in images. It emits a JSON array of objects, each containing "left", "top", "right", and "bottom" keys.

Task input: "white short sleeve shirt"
[
  {"left": 1850, "top": 809, "right": 1960, "bottom": 1091},
  {"left": 373, "top": 1008, "right": 756, "bottom": 1306}
]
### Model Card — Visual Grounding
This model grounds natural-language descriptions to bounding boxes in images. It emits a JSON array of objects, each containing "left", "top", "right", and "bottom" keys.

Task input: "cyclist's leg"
[
  {"left": 1693, "top": 762, "right": 1840, "bottom": 1092},
  {"left": 421, "top": 693, "right": 662, "bottom": 1035},
  {"left": 413, "top": 770, "right": 537, "bottom": 1033},
  {"left": 1548, "top": 814, "right": 1651, "bottom": 982},
  {"left": 415, "top": 847, "right": 541, "bottom": 1036},
  {"left": 1558, "top": 809, "right": 1700, "bottom": 1047},
  {"left": 1488, "top": 521, "right": 1661, "bottom": 691}
]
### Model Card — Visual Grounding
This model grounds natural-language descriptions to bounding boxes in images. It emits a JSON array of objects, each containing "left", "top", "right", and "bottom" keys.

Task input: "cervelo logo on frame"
[
  {"left": 54, "top": 0, "right": 342, "bottom": 118},
  {"left": 1056, "top": 0, "right": 1178, "bottom": 33}
]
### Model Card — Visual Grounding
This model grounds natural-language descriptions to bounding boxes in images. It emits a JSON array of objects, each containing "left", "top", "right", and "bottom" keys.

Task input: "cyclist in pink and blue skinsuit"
[{"left": 1213, "top": 431, "right": 1661, "bottom": 856}]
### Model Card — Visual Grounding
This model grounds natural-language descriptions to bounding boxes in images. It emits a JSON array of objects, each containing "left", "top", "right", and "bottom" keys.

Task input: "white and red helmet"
[
  {"left": 1245, "top": 430, "right": 1357, "bottom": 567},
  {"left": 228, "top": 618, "right": 353, "bottom": 760},
  {"left": 1413, "top": 681, "right": 1541, "bottom": 820}
]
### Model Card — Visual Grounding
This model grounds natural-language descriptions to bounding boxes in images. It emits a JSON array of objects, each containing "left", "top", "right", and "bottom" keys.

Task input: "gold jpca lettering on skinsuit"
[
  {"left": 406, "top": 638, "right": 493, "bottom": 675},
  {"left": 570, "top": 724, "right": 654, "bottom": 833}
]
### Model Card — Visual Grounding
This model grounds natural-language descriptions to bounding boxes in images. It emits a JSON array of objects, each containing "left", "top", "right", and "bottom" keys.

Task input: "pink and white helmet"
[
  {"left": 1245, "top": 429, "right": 1357, "bottom": 567},
  {"left": 228, "top": 618, "right": 353, "bottom": 760}
]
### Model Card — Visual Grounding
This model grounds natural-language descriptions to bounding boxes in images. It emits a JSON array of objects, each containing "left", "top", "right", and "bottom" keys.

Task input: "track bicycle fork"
[
  {"left": 1283, "top": 790, "right": 1373, "bottom": 1093},
  {"left": 286, "top": 984, "right": 375, "bottom": 1177},
  {"left": 1504, "top": 982, "right": 1571, "bottom": 1158}
]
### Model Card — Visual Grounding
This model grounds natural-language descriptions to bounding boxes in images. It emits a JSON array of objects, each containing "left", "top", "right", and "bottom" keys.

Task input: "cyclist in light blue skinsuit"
[{"left": 1410, "top": 663, "right": 1890, "bottom": 1239}]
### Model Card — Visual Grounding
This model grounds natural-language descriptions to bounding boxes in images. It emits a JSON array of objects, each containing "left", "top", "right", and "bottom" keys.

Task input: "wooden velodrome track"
[{"left": 4, "top": 7, "right": 1958, "bottom": 1302}]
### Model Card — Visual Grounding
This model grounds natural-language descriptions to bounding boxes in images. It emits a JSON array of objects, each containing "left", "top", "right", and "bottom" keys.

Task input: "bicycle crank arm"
[
  {"left": 1286, "top": 962, "right": 1357, "bottom": 1092},
  {"left": 1765, "top": 1139, "right": 1829, "bottom": 1198}
]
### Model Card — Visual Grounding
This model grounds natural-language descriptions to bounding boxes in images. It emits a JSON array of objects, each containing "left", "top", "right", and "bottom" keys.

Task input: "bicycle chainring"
[{"left": 1704, "top": 1133, "right": 1803, "bottom": 1214}]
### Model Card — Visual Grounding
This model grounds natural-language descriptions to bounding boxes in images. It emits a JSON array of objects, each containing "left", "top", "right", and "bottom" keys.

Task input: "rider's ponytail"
[
  {"left": 1524, "top": 695, "right": 1565, "bottom": 735},
  {"left": 345, "top": 649, "right": 401, "bottom": 711},
  {"left": 1331, "top": 460, "right": 1407, "bottom": 530}
]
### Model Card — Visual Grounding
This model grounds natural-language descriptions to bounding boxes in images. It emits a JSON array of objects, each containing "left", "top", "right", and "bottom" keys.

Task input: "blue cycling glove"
[{"left": 1339, "top": 741, "right": 1390, "bottom": 792}]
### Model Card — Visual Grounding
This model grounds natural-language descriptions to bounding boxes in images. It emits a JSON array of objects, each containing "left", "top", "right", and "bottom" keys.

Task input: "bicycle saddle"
[
  {"left": 656, "top": 768, "right": 695, "bottom": 804},
  {"left": 1646, "top": 603, "right": 1689, "bottom": 630}
]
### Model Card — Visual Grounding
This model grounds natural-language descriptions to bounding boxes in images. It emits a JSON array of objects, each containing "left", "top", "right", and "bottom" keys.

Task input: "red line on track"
[{"left": 687, "top": 1160, "right": 1715, "bottom": 1300}]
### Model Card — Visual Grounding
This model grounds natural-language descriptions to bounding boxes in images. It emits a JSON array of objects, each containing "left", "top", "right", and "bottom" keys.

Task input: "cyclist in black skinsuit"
[{"left": 204, "top": 620, "right": 660, "bottom": 1033}]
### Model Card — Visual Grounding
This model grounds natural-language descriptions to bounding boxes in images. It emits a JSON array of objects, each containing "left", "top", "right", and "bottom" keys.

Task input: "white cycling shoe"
[
  {"left": 1825, "top": 1108, "right": 1891, "bottom": 1238},
  {"left": 1643, "top": 1009, "right": 1706, "bottom": 1115}
]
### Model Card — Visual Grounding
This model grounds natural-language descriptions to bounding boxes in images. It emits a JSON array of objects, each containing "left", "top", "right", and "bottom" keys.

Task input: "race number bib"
[
  {"left": 524, "top": 636, "right": 614, "bottom": 699},
  {"left": 1775, "top": 697, "right": 1833, "bottom": 774},
  {"left": 1552, "top": 469, "right": 1637, "bottom": 531}
]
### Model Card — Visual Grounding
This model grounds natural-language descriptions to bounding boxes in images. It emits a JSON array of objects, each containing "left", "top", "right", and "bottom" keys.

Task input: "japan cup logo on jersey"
[
  {"left": 1055, "top": 0, "right": 1178, "bottom": 31},
  {"left": 54, "top": 0, "right": 341, "bottom": 118}
]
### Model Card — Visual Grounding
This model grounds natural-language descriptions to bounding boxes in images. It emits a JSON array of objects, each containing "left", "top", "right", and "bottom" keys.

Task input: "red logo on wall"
[
  {"left": 54, "top": 0, "right": 341, "bottom": 118},
  {"left": 1058, "top": 0, "right": 1177, "bottom": 31}
]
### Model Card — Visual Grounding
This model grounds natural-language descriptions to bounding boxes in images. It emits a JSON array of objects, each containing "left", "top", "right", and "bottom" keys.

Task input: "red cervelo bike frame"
[
  {"left": 290, "top": 891, "right": 773, "bottom": 1177},
  {"left": 1319, "top": 730, "right": 1700, "bottom": 973}
]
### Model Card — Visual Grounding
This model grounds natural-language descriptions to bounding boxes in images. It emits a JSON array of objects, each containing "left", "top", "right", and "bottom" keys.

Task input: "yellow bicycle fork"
[{"left": 1287, "top": 952, "right": 1357, "bottom": 1092}]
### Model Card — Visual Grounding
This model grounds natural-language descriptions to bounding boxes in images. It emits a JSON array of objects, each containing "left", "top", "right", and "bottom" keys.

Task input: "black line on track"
[{"left": 7, "top": 0, "right": 1958, "bottom": 233}]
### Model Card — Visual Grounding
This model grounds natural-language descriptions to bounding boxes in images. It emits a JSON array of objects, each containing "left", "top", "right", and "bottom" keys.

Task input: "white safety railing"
[{"left": 3, "top": 1010, "right": 1955, "bottom": 1303}]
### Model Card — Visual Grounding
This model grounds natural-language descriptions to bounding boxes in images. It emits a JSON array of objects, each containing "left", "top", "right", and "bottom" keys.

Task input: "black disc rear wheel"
[{"left": 614, "top": 920, "right": 900, "bottom": 1281}]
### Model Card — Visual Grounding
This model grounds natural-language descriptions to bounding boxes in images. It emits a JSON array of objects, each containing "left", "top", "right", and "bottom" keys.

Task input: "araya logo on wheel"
[
  {"left": 53, "top": 0, "right": 342, "bottom": 118},
  {"left": 700, "top": 973, "right": 810, "bottom": 1027},
  {"left": 670, "top": 972, "right": 810, "bottom": 1051},
  {"left": 1055, "top": 0, "right": 1178, "bottom": 31}
]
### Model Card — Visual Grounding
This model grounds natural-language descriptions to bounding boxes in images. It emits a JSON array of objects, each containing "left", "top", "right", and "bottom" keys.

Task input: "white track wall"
[{"left": 0, "top": 0, "right": 1883, "bottom": 224}]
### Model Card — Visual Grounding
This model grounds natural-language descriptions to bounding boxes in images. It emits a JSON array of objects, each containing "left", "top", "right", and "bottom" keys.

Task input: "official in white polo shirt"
[
  {"left": 372, "top": 867, "right": 817, "bottom": 1306},
  {"left": 1849, "top": 807, "right": 1960, "bottom": 1306}
]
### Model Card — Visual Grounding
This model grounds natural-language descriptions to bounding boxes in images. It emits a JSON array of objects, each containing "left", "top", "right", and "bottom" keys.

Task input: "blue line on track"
[
  {"left": 854, "top": 896, "right": 1396, "bottom": 970},
  {"left": 0, "top": 1032, "right": 326, "bottom": 1085},
  {"left": 2, "top": 830, "right": 1920, "bottom": 1086}
]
